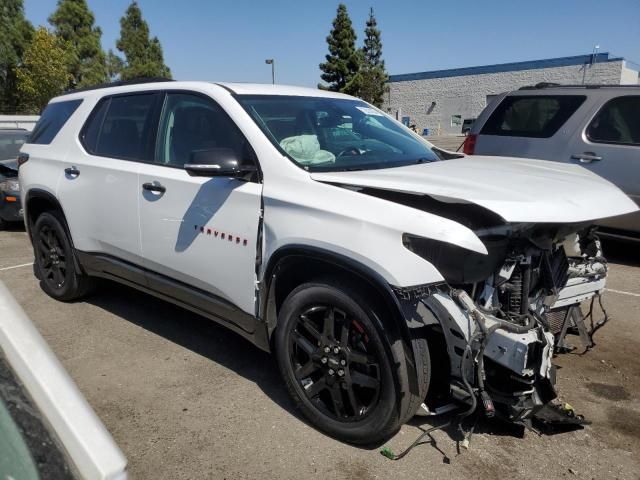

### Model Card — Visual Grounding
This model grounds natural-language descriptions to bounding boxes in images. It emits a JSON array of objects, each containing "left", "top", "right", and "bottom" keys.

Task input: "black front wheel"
[
  {"left": 32, "top": 212, "right": 94, "bottom": 301},
  {"left": 275, "top": 282, "right": 429, "bottom": 444}
]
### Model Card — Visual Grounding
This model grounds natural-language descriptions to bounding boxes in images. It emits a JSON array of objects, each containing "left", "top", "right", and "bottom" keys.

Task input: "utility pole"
[{"left": 265, "top": 59, "right": 275, "bottom": 84}]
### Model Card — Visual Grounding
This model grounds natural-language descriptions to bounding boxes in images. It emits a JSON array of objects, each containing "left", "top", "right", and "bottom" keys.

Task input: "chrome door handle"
[
  {"left": 571, "top": 152, "right": 602, "bottom": 163},
  {"left": 142, "top": 182, "right": 166, "bottom": 193},
  {"left": 64, "top": 166, "right": 80, "bottom": 177}
]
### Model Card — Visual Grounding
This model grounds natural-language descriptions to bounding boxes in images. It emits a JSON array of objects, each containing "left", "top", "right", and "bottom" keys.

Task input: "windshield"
[{"left": 238, "top": 95, "right": 438, "bottom": 171}]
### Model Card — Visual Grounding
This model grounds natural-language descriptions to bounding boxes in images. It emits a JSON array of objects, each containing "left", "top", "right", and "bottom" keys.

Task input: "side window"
[
  {"left": 28, "top": 99, "right": 83, "bottom": 145},
  {"left": 80, "top": 93, "right": 159, "bottom": 161},
  {"left": 156, "top": 93, "right": 253, "bottom": 167},
  {"left": 481, "top": 95, "right": 586, "bottom": 138},
  {"left": 587, "top": 96, "right": 640, "bottom": 146}
]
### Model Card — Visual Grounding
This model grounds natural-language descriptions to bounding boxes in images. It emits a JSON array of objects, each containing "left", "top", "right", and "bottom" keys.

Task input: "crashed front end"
[
  {"left": 311, "top": 156, "right": 636, "bottom": 429},
  {"left": 399, "top": 221, "right": 607, "bottom": 427}
]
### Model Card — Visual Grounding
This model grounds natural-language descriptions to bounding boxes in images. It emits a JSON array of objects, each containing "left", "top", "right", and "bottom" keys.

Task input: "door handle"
[
  {"left": 64, "top": 166, "right": 80, "bottom": 177},
  {"left": 142, "top": 182, "right": 166, "bottom": 193},
  {"left": 571, "top": 152, "right": 602, "bottom": 164}
]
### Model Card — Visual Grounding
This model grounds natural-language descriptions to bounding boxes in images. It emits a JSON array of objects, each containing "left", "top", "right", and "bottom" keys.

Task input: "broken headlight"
[{"left": 402, "top": 233, "right": 508, "bottom": 284}]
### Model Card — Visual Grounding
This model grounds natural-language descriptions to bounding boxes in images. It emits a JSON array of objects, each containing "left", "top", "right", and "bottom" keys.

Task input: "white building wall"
[
  {"left": 384, "top": 60, "right": 624, "bottom": 135},
  {"left": 620, "top": 61, "right": 640, "bottom": 84}
]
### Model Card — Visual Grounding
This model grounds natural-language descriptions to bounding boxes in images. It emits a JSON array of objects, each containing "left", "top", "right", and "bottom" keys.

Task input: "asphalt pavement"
[{"left": 1, "top": 227, "right": 639, "bottom": 479}]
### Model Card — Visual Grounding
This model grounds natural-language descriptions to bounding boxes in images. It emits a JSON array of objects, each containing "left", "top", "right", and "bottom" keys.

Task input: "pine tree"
[
  {"left": 106, "top": 49, "right": 124, "bottom": 82},
  {"left": 16, "top": 27, "right": 70, "bottom": 113},
  {"left": 319, "top": 4, "right": 361, "bottom": 94},
  {"left": 116, "top": 1, "right": 171, "bottom": 80},
  {"left": 0, "top": 0, "right": 34, "bottom": 113},
  {"left": 356, "top": 8, "right": 388, "bottom": 107},
  {"left": 48, "top": 0, "right": 107, "bottom": 88}
]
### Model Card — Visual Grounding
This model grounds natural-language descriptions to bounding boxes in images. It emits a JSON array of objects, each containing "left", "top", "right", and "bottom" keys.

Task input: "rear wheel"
[
  {"left": 32, "top": 212, "right": 94, "bottom": 301},
  {"left": 275, "top": 282, "right": 429, "bottom": 444}
]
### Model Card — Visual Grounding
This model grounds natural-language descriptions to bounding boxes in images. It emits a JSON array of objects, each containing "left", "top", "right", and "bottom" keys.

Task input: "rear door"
[
  {"left": 566, "top": 94, "right": 640, "bottom": 232},
  {"left": 59, "top": 92, "right": 162, "bottom": 266},
  {"left": 138, "top": 91, "right": 263, "bottom": 320},
  {"left": 474, "top": 94, "right": 587, "bottom": 158}
]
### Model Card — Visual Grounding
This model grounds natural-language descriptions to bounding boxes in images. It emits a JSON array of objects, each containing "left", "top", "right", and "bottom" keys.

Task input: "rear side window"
[
  {"left": 80, "top": 93, "right": 160, "bottom": 161},
  {"left": 587, "top": 96, "right": 640, "bottom": 146},
  {"left": 28, "top": 99, "right": 82, "bottom": 144},
  {"left": 481, "top": 95, "right": 585, "bottom": 138}
]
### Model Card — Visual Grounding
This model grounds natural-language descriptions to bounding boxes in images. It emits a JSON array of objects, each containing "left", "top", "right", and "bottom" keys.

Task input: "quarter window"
[
  {"left": 481, "top": 95, "right": 585, "bottom": 138},
  {"left": 28, "top": 99, "right": 82, "bottom": 145},
  {"left": 155, "top": 93, "right": 253, "bottom": 168},
  {"left": 587, "top": 96, "right": 640, "bottom": 146},
  {"left": 81, "top": 93, "right": 160, "bottom": 161}
]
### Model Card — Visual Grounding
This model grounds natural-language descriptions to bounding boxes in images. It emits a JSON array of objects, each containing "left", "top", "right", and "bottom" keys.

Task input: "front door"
[
  {"left": 138, "top": 92, "right": 263, "bottom": 322},
  {"left": 566, "top": 94, "right": 640, "bottom": 232}
]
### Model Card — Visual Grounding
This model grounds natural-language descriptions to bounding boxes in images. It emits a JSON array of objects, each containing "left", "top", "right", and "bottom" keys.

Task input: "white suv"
[{"left": 19, "top": 80, "right": 637, "bottom": 444}]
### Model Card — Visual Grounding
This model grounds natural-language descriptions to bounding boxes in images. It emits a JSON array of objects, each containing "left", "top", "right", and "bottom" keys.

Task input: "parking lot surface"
[{"left": 1, "top": 227, "right": 639, "bottom": 479}]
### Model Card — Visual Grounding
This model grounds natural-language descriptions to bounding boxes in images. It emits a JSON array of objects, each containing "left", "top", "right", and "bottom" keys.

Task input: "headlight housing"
[
  {"left": 0, "top": 179, "right": 20, "bottom": 192},
  {"left": 403, "top": 233, "right": 507, "bottom": 284}
]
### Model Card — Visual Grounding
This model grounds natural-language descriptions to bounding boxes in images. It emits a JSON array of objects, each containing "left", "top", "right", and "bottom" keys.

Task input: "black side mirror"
[{"left": 184, "top": 148, "right": 256, "bottom": 177}]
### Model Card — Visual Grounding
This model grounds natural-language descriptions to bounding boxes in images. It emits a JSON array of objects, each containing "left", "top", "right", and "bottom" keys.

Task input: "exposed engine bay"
[
  {"left": 363, "top": 188, "right": 609, "bottom": 431},
  {"left": 402, "top": 215, "right": 607, "bottom": 430}
]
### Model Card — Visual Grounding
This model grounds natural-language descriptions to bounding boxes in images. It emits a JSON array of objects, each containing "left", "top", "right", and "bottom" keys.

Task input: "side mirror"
[{"left": 184, "top": 148, "right": 256, "bottom": 177}]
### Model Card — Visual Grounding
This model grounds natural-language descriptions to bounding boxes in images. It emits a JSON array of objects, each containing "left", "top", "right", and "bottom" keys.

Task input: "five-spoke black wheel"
[
  {"left": 32, "top": 212, "right": 94, "bottom": 301},
  {"left": 276, "top": 282, "right": 430, "bottom": 444}
]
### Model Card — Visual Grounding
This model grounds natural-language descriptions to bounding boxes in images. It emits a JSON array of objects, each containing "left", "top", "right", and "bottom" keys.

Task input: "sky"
[{"left": 23, "top": 0, "right": 640, "bottom": 87}]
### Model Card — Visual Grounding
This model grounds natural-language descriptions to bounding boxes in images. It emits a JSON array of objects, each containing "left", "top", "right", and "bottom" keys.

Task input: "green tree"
[
  {"left": 48, "top": 0, "right": 107, "bottom": 88},
  {"left": 106, "top": 49, "right": 124, "bottom": 82},
  {"left": 355, "top": 8, "right": 388, "bottom": 107},
  {"left": 319, "top": 4, "right": 361, "bottom": 94},
  {"left": 116, "top": 1, "right": 171, "bottom": 80},
  {"left": 16, "top": 27, "right": 70, "bottom": 112},
  {"left": 0, "top": 0, "right": 34, "bottom": 113}
]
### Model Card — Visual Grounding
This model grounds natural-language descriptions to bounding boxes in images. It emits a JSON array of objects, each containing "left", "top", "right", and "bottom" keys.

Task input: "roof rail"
[
  {"left": 519, "top": 83, "right": 640, "bottom": 90},
  {"left": 61, "top": 77, "right": 174, "bottom": 96}
]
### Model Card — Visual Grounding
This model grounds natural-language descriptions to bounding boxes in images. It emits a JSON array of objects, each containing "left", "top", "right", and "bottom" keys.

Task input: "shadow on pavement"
[
  {"left": 86, "top": 280, "right": 300, "bottom": 419},
  {"left": 601, "top": 237, "right": 639, "bottom": 267}
]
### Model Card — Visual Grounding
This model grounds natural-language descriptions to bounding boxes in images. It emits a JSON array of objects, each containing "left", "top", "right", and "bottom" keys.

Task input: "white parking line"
[
  {"left": 0, "top": 262, "right": 33, "bottom": 272},
  {"left": 606, "top": 288, "right": 640, "bottom": 298}
]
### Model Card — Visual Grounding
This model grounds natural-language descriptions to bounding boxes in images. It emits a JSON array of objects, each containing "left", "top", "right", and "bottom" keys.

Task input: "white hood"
[{"left": 310, "top": 156, "right": 638, "bottom": 224}]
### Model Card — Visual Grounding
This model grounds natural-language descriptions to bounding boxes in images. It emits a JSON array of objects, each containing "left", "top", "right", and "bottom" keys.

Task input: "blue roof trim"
[{"left": 389, "top": 53, "right": 623, "bottom": 83}]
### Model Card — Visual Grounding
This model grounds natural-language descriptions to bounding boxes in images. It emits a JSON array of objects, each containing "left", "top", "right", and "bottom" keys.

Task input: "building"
[{"left": 384, "top": 52, "right": 640, "bottom": 135}]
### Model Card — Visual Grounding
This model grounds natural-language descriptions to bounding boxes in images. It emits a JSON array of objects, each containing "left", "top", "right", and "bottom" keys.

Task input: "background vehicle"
[
  {"left": 0, "top": 129, "right": 27, "bottom": 229},
  {"left": 0, "top": 281, "right": 127, "bottom": 479},
  {"left": 461, "top": 118, "right": 475, "bottom": 135},
  {"left": 464, "top": 84, "right": 640, "bottom": 238},
  {"left": 19, "top": 80, "right": 636, "bottom": 445}
]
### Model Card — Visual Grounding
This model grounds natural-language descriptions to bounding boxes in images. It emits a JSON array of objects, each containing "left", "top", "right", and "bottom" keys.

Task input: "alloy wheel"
[
  {"left": 36, "top": 225, "right": 68, "bottom": 290},
  {"left": 289, "top": 305, "right": 381, "bottom": 422}
]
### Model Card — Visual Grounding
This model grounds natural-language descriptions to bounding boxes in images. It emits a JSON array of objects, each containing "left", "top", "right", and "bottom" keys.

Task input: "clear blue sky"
[{"left": 24, "top": 0, "right": 640, "bottom": 86}]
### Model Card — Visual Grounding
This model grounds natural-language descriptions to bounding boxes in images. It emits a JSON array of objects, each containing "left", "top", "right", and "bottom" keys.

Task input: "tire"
[
  {"left": 32, "top": 211, "right": 94, "bottom": 301},
  {"left": 275, "top": 281, "right": 430, "bottom": 444}
]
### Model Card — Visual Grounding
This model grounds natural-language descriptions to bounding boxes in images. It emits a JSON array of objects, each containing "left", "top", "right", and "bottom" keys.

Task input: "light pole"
[
  {"left": 582, "top": 44, "right": 600, "bottom": 84},
  {"left": 265, "top": 59, "right": 275, "bottom": 84}
]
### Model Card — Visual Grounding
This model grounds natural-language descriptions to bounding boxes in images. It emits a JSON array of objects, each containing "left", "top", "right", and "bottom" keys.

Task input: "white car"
[{"left": 18, "top": 80, "right": 637, "bottom": 444}]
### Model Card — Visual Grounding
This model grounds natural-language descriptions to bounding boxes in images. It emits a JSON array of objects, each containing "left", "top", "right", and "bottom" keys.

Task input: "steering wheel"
[{"left": 337, "top": 147, "right": 362, "bottom": 158}]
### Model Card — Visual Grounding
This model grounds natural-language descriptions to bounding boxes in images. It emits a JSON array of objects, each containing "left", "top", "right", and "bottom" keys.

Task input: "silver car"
[{"left": 465, "top": 84, "right": 640, "bottom": 237}]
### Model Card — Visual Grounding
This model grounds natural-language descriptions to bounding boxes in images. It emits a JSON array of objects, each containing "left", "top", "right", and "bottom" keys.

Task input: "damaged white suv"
[{"left": 19, "top": 81, "right": 637, "bottom": 444}]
